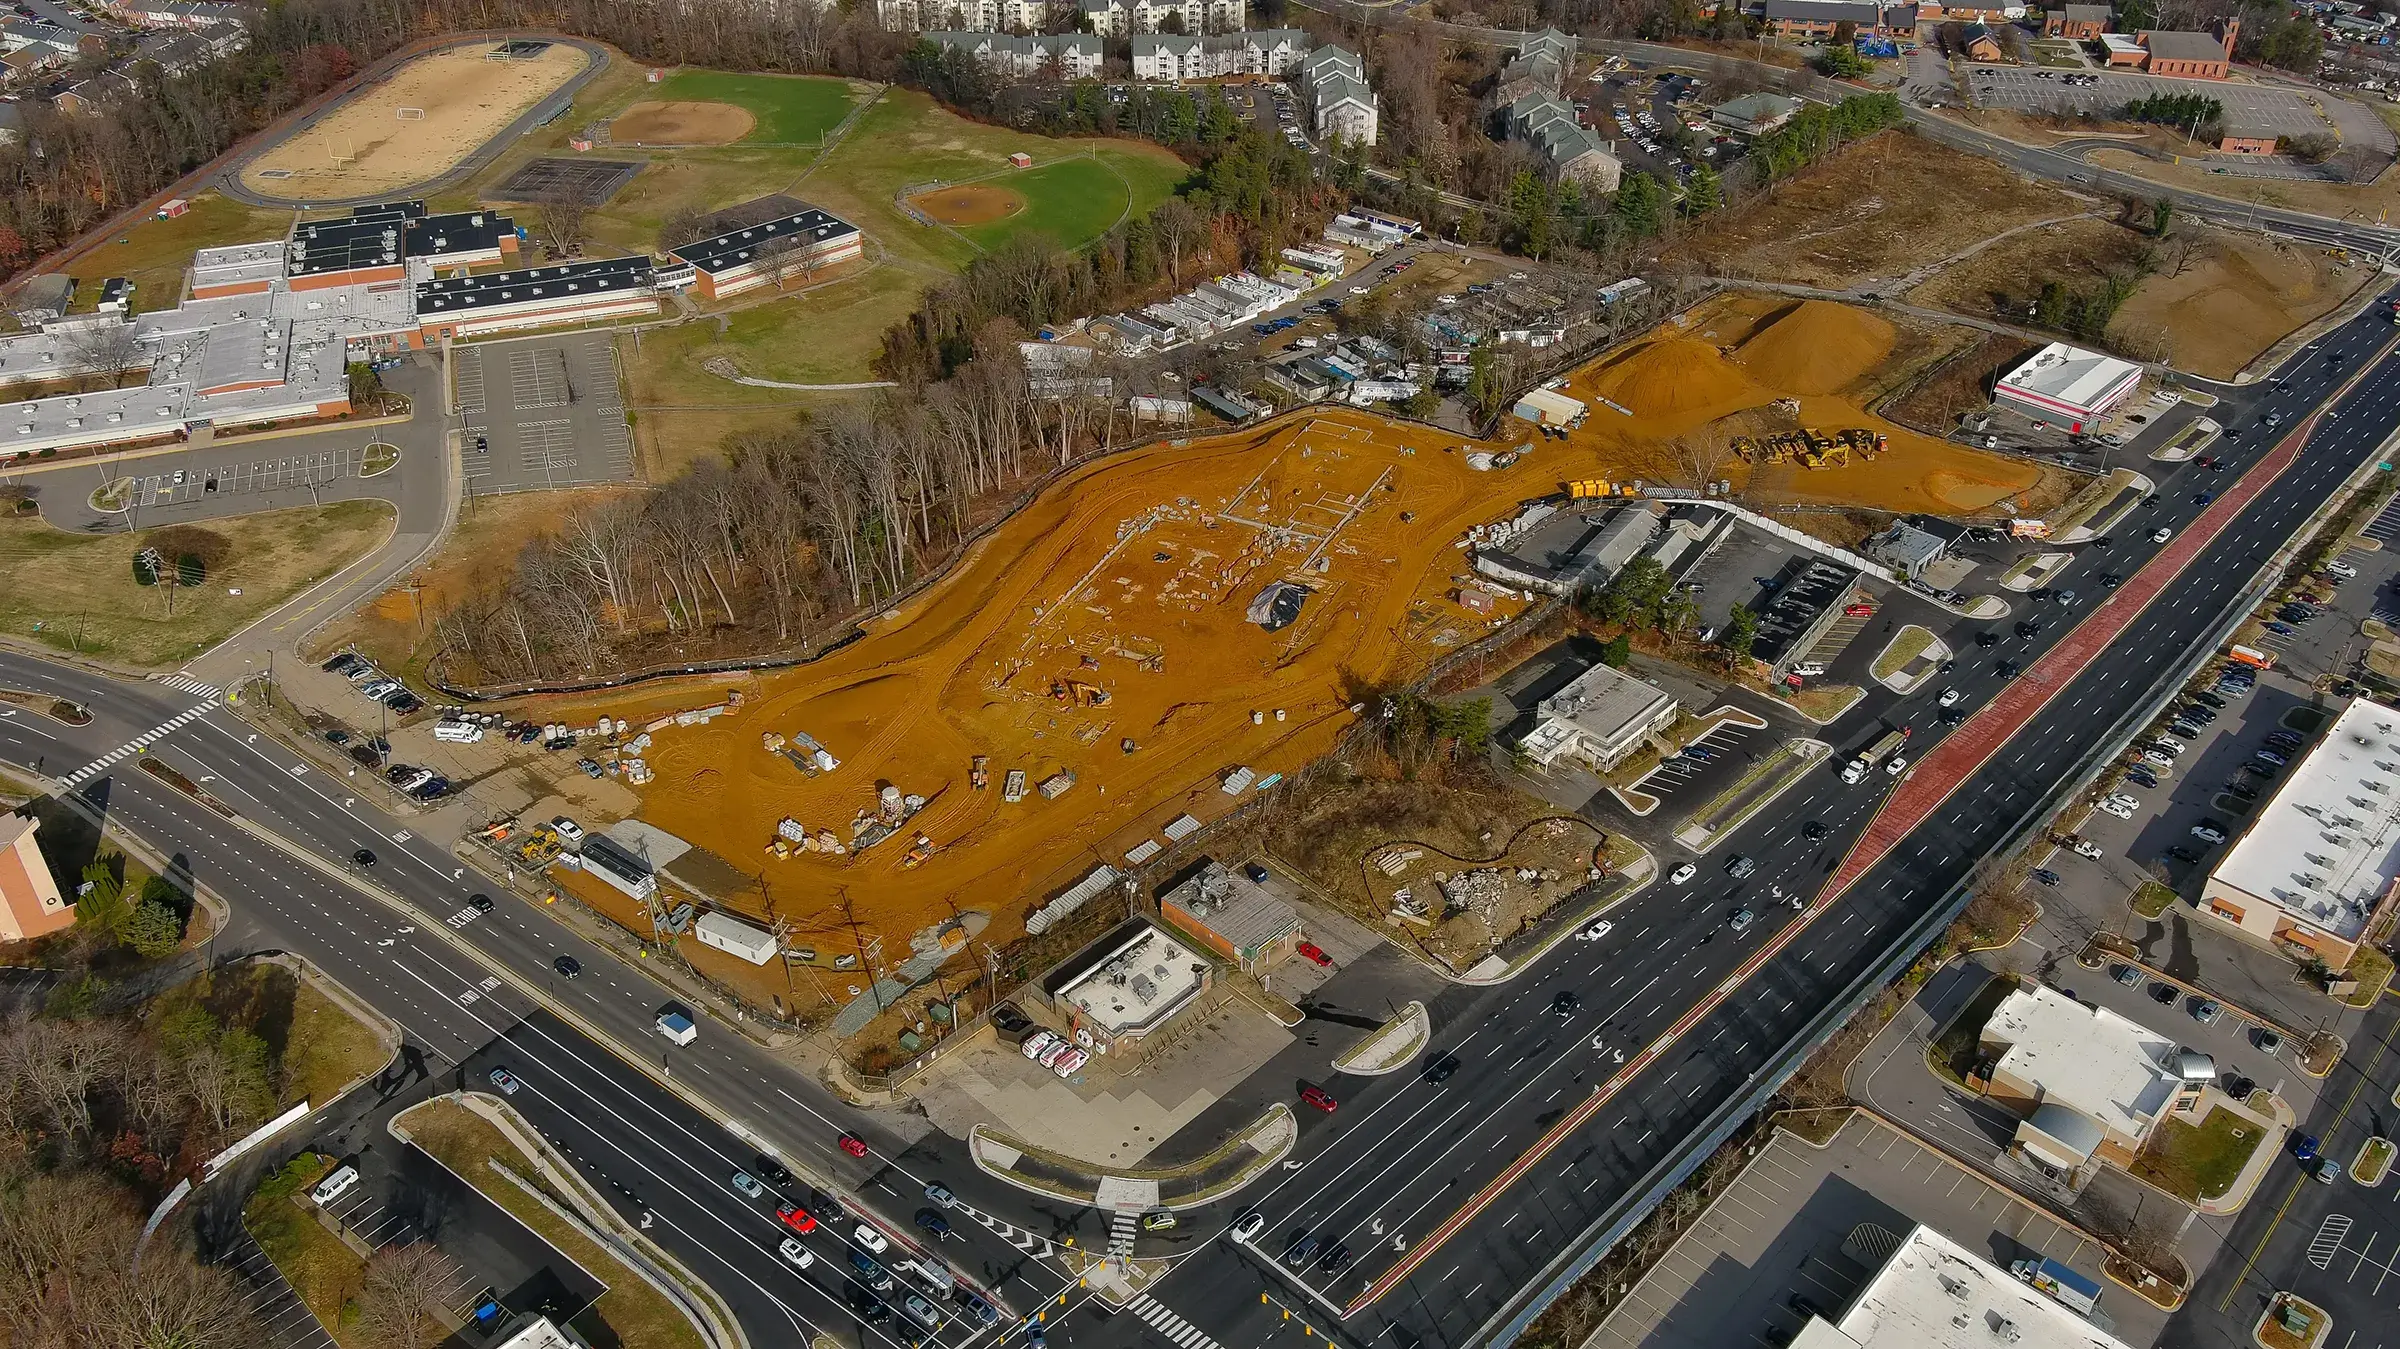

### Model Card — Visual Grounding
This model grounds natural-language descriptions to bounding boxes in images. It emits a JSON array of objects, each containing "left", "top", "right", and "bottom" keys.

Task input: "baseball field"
[
  {"left": 910, "top": 154, "right": 1175, "bottom": 251},
  {"left": 625, "top": 69, "right": 865, "bottom": 144}
]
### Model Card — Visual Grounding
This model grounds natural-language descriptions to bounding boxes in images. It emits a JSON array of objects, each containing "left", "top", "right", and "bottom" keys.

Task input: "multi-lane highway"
[{"left": 3, "top": 301, "right": 2397, "bottom": 1349}]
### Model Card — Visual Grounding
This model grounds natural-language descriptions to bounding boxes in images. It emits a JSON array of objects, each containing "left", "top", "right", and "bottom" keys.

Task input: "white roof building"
[
  {"left": 1993, "top": 342, "right": 2142, "bottom": 433},
  {"left": 1978, "top": 983, "right": 2192, "bottom": 1169},
  {"left": 1790, "top": 1224, "right": 2133, "bottom": 1349},
  {"left": 2200, "top": 696, "right": 2400, "bottom": 970},
  {"left": 1517, "top": 661, "right": 1679, "bottom": 771},
  {"left": 1050, "top": 921, "right": 1210, "bottom": 1044}
]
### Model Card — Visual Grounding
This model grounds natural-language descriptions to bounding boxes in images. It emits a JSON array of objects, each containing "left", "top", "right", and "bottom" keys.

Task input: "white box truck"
[
  {"left": 434, "top": 721, "right": 484, "bottom": 743},
  {"left": 694, "top": 911, "right": 778, "bottom": 966},
  {"left": 656, "top": 1008, "right": 697, "bottom": 1044}
]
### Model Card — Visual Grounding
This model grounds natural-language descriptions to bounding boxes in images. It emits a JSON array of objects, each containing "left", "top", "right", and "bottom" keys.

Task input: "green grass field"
[
  {"left": 959, "top": 154, "right": 1189, "bottom": 251},
  {"left": 648, "top": 69, "right": 864, "bottom": 145},
  {"left": 63, "top": 193, "right": 296, "bottom": 314}
]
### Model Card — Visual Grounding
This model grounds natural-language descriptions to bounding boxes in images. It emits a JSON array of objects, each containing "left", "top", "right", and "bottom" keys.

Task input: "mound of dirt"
[
  {"left": 1733, "top": 301, "right": 1897, "bottom": 396},
  {"left": 612, "top": 100, "right": 756, "bottom": 146},
  {"left": 1590, "top": 337, "right": 1762, "bottom": 417}
]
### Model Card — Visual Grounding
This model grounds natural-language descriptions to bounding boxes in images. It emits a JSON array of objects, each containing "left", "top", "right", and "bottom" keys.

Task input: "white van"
[
  {"left": 433, "top": 721, "right": 484, "bottom": 744},
  {"left": 311, "top": 1164, "right": 361, "bottom": 1206}
]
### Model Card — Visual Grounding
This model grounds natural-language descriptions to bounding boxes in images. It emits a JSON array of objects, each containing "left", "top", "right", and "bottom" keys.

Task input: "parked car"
[
  {"left": 1022, "top": 1030, "right": 1060, "bottom": 1061},
  {"left": 2191, "top": 823, "right": 2228, "bottom": 844},
  {"left": 2112, "top": 964, "right": 2142, "bottom": 987},
  {"left": 1051, "top": 1048, "right": 1089, "bottom": 1077},
  {"left": 1296, "top": 941, "right": 1334, "bottom": 967}
]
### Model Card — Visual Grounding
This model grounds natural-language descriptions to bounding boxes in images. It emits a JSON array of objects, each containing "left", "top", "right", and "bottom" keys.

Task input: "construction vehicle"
[
  {"left": 1842, "top": 727, "right": 1909, "bottom": 785},
  {"left": 1051, "top": 680, "right": 1111, "bottom": 707},
  {"left": 2009, "top": 518, "right": 2051, "bottom": 539},
  {"left": 1003, "top": 769, "right": 1027, "bottom": 803},
  {"left": 970, "top": 755, "right": 990, "bottom": 790}
]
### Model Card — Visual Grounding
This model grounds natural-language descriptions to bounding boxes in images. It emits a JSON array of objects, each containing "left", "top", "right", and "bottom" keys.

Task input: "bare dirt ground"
[
  {"left": 240, "top": 42, "right": 591, "bottom": 201},
  {"left": 1562, "top": 294, "right": 2055, "bottom": 514},
  {"left": 1905, "top": 215, "right": 2153, "bottom": 320},
  {"left": 2114, "top": 230, "right": 2375, "bottom": 379},
  {"left": 1903, "top": 217, "right": 2371, "bottom": 379},
  {"left": 480, "top": 301, "right": 2055, "bottom": 956},
  {"left": 909, "top": 184, "right": 1026, "bottom": 227},
  {"left": 608, "top": 100, "right": 755, "bottom": 146},
  {"left": 1666, "top": 131, "right": 2081, "bottom": 288}
]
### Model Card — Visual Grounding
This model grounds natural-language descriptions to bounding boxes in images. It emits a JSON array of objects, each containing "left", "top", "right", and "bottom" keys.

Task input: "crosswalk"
[
  {"left": 159, "top": 672, "right": 224, "bottom": 699},
  {"left": 1126, "top": 1295, "right": 1224, "bottom": 1349},
  {"left": 1107, "top": 1209, "right": 1140, "bottom": 1257},
  {"left": 57, "top": 704, "right": 214, "bottom": 786}
]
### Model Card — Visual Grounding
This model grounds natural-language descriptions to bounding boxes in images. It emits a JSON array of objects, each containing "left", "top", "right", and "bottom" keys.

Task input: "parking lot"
[
  {"left": 1580, "top": 69, "right": 1738, "bottom": 193},
  {"left": 454, "top": 332, "right": 636, "bottom": 493},
  {"left": 1965, "top": 65, "right": 2333, "bottom": 140},
  {"left": 1588, "top": 1110, "right": 2165, "bottom": 1349},
  {"left": 129, "top": 442, "right": 381, "bottom": 507}
]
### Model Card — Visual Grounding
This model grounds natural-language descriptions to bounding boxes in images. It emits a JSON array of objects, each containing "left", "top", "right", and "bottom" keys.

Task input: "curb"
[
  {"left": 1332, "top": 1002, "right": 1430, "bottom": 1076},
  {"left": 393, "top": 1092, "right": 746, "bottom": 1349}
]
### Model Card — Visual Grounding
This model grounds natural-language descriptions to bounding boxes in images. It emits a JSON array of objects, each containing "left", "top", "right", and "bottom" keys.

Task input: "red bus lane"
[{"left": 1348, "top": 360, "right": 2385, "bottom": 1315}]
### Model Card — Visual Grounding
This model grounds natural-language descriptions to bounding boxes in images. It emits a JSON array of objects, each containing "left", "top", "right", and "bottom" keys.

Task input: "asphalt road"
[
  {"left": 1132, "top": 303, "right": 2400, "bottom": 1349},
  {"left": 0, "top": 656, "right": 1085, "bottom": 1349},
  {"left": 2, "top": 303, "right": 2397, "bottom": 1349}
]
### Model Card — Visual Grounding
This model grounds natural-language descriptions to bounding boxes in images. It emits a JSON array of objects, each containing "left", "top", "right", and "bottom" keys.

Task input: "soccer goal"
[{"left": 395, "top": 107, "right": 427, "bottom": 121}]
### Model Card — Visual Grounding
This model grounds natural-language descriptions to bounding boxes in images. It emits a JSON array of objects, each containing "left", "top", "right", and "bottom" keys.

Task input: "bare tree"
[
  {"left": 60, "top": 318, "right": 145, "bottom": 392},
  {"left": 355, "top": 1244, "right": 455, "bottom": 1349},
  {"left": 1148, "top": 197, "right": 1205, "bottom": 289},
  {"left": 534, "top": 201, "right": 591, "bottom": 258},
  {"left": 82, "top": 1249, "right": 259, "bottom": 1349},
  {"left": 1671, "top": 426, "right": 1736, "bottom": 489}
]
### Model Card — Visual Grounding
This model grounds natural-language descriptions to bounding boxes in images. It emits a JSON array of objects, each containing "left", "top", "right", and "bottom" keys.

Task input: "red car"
[
  {"left": 776, "top": 1203, "right": 817, "bottom": 1234},
  {"left": 1842, "top": 602, "right": 1876, "bottom": 618},
  {"left": 1300, "top": 1086, "right": 1338, "bottom": 1112},
  {"left": 1296, "top": 942, "right": 1334, "bottom": 968},
  {"left": 838, "top": 1133, "right": 869, "bottom": 1159}
]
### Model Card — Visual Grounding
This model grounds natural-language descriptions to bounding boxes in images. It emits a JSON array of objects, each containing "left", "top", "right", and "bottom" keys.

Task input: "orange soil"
[
  {"left": 1563, "top": 298, "right": 2043, "bottom": 514},
  {"left": 541, "top": 301, "right": 2043, "bottom": 949},
  {"left": 910, "top": 185, "right": 1026, "bottom": 227},
  {"left": 610, "top": 100, "right": 756, "bottom": 146}
]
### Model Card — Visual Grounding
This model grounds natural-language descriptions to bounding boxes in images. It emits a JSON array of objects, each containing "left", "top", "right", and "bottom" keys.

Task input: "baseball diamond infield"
[
  {"left": 237, "top": 40, "right": 593, "bottom": 203},
  {"left": 909, "top": 184, "right": 1028, "bottom": 227},
  {"left": 608, "top": 100, "right": 756, "bottom": 146}
]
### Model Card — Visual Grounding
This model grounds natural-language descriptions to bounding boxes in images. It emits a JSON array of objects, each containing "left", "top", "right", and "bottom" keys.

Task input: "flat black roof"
[
  {"left": 416, "top": 255, "right": 654, "bottom": 316},
  {"left": 289, "top": 204, "right": 512, "bottom": 277},
  {"left": 669, "top": 207, "right": 858, "bottom": 274}
]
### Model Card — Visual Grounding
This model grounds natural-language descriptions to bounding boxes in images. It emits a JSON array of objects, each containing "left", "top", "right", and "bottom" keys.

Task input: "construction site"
[{"left": 502, "top": 298, "right": 2056, "bottom": 1003}]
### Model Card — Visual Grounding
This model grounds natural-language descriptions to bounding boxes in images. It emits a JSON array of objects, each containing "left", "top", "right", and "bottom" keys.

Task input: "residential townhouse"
[
  {"left": 1300, "top": 44, "right": 1377, "bottom": 146},
  {"left": 1503, "top": 92, "right": 1622, "bottom": 191},
  {"left": 1130, "top": 29, "right": 1306, "bottom": 80},
  {"left": 885, "top": 0, "right": 1244, "bottom": 32},
  {"left": 925, "top": 30, "right": 1104, "bottom": 78},
  {"left": 109, "top": 0, "right": 252, "bottom": 25}
]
